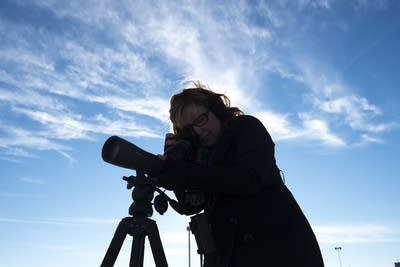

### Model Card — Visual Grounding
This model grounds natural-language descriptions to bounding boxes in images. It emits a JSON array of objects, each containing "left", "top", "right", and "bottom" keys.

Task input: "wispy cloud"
[
  {"left": 299, "top": 113, "right": 347, "bottom": 147},
  {"left": 314, "top": 224, "right": 399, "bottom": 244},
  {"left": 0, "top": 124, "right": 70, "bottom": 151},
  {"left": 0, "top": 216, "right": 118, "bottom": 225},
  {"left": 255, "top": 110, "right": 346, "bottom": 147},
  {"left": 313, "top": 95, "right": 394, "bottom": 133},
  {"left": 19, "top": 176, "right": 45, "bottom": 185},
  {"left": 0, "top": 0, "right": 397, "bottom": 161},
  {"left": 0, "top": 192, "right": 43, "bottom": 198},
  {"left": 3, "top": 216, "right": 396, "bottom": 245},
  {"left": 255, "top": 111, "right": 303, "bottom": 141},
  {"left": 291, "top": 58, "right": 396, "bottom": 146},
  {"left": 357, "top": 133, "right": 385, "bottom": 146},
  {"left": 1, "top": 0, "right": 272, "bottom": 160}
]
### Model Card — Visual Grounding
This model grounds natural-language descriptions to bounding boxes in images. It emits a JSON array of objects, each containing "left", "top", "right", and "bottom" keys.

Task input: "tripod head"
[
  {"left": 123, "top": 171, "right": 186, "bottom": 218},
  {"left": 123, "top": 171, "right": 156, "bottom": 217}
]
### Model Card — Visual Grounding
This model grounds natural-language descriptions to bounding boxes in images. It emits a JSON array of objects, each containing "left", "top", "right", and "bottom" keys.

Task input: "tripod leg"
[
  {"left": 130, "top": 230, "right": 146, "bottom": 267},
  {"left": 146, "top": 219, "right": 168, "bottom": 267},
  {"left": 101, "top": 218, "right": 130, "bottom": 267},
  {"left": 102, "top": 217, "right": 168, "bottom": 267}
]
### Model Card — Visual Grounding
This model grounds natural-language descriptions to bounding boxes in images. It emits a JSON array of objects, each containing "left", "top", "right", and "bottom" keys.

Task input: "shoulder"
[{"left": 225, "top": 115, "right": 274, "bottom": 144}]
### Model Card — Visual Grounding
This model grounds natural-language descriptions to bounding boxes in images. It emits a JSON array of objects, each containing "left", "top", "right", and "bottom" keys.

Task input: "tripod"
[{"left": 101, "top": 172, "right": 168, "bottom": 267}]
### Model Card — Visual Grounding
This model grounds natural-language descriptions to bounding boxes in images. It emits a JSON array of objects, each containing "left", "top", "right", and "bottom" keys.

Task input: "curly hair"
[{"left": 169, "top": 81, "right": 243, "bottom": 133}]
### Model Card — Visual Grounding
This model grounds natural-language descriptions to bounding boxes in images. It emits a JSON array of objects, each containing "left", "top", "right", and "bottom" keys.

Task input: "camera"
[
  {"left": 101, "top": 130, "right": 201, "bottom": 216},
  {"left": 163, "top": 127, "right": 197, "bottom": 161},
  {"left": 102, "top": 128, "right": 196, "bottom": 174}
]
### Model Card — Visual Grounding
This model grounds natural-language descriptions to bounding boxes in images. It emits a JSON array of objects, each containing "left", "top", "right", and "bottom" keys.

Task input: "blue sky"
[{"left": 1, "top": 0, "right": 399, "bottom": 266}]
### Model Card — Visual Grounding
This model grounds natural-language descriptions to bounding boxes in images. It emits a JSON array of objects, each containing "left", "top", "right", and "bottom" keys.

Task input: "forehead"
[{"left": 177, "top": 103, "right": 207, "bottom": 127}]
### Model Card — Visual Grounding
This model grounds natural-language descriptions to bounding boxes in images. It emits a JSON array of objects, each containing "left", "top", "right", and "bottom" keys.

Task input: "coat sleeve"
[{"left": 188, "top": 116, "right": 281, "bottom": 195}]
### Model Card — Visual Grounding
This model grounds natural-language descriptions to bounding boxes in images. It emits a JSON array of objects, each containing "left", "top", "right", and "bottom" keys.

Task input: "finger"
[
  {"left": 164, "top": 133, "right": 177, "bottom": 150},
  {"left": 165, "top": 139, "right": 177, "bottom": 146},
  {"left": 165, "top": 133, "right": 175, "bottom": 139},
  {"left": 157, "top": 154, "right": 167, "bottom": 160}
]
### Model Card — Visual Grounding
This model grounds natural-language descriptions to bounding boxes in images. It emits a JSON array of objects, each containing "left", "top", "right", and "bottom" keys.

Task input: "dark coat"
[{"left": 182, "top": 115, "right": 324, "bottom": 267}]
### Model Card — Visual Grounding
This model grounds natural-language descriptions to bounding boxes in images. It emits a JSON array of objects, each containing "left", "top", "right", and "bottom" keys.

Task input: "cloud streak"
[
  {"left": 2, "top": 216, "right": 397, "bottom": 245},
  {"left": 19, "top": 176, "right": 45, "bottom": 185},
  {"left": 314, "top": 224, "right": 399, "bottom": 244},
  {"left": 0, "top": 0, "right": 396, "bottom": 161},
  {"left": 0, "top": 216, "right": 118, "bottom": 225}
]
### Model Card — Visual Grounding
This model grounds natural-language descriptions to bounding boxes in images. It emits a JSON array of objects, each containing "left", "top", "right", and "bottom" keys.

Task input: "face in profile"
[{"left": 178, "top": 103, "right": 222, "bottom": 147}]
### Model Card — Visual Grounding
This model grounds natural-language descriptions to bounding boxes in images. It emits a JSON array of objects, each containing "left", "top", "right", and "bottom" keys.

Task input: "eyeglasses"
[{"left": 182, "top": 110, "right": 209, "bottom": 132}]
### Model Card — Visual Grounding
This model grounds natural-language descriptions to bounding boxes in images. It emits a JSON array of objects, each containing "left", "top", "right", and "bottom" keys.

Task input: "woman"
[{"left": 155, "top": 81, "right": 324, "bottom": 267}]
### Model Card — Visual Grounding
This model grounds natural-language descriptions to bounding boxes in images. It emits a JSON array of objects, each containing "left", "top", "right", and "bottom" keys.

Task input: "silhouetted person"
[{"left": 154, "top": 81, "right": 324, "bottom": 267}]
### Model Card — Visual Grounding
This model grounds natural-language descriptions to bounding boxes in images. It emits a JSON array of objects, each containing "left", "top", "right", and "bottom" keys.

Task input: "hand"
[
  {"left": 164, "top": 133, "right": 177, "bottom": 152},
  {"left": 153, "top": 156, "right": 190, "bottom": 191},
  {"left": 151, "top": 133, "right": 182, "bottom": 190}
]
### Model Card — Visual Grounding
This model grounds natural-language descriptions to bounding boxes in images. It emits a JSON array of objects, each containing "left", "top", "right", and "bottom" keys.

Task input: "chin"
[{"left": 202, "top": 139, "right": 216, "bottom": 147}]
